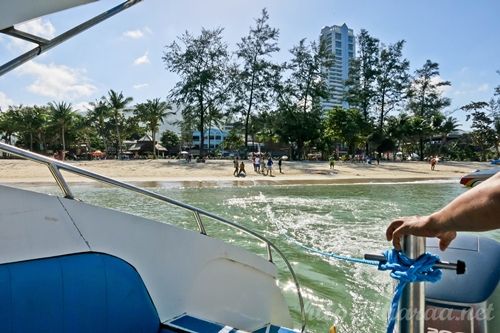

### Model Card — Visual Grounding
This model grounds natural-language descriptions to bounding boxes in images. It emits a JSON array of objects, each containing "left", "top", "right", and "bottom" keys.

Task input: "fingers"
[
  {"left": 438, "top": 231, "right": 457, "bottom": 251},
  {"left": 386, "top": 220, "right": 404, "bottom": 241},
  {"left": 391, "top": 224, "right": 409, "bottom": 251}
]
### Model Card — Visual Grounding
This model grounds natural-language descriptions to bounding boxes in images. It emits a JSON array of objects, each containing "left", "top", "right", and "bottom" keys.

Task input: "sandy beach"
[{"left": 0, "top": 158, "right": 488, "bottom": 187}]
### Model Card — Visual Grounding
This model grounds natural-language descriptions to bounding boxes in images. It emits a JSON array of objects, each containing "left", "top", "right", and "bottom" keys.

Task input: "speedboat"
[
  {"left": 0, "top": 142, "right": 302, "bottom": 332},
  {"left": 459, "top": 167, "right": 500, "bottom": 187},
  {"left": 1, "top": 1, "right": 499, "bottom": 333},
  {"left": 0, "top": 1, "right": 303, "bottom": 332}
]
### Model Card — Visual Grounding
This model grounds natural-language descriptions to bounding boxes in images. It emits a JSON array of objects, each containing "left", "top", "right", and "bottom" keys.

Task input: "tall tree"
[
  {"left": 163, "top": 28, "right": 230, "bottom": 157},
  {"left": 345, "top": 29, "right": 379, "bottom": 122},
  {"left": 13, "top": 105, "right": 48, "bottom": 151},
  {"left": 105, "top": 90, "right": 133, "bottom": 158},
  {"left": 0, "top": 106, "right": 21, "bottom": 144},
  {"left": 407, "top": 60, "right": 451, "bottom": 159},
  {"left": 461, "top": 101, "right": 497, "bottom": 160},
  {"left": 134, "top": 98, "right": 174, "bottom": 159},
  {"left": 234, "top": 8, "right": 280, "bottom": 149},
  {"left": 438, "top": 116, "right": 460, "bottom": 154},
  {"left": 323, "top": 107, "right": 365, "bottom": 156},
  {"left": 374, "top": 40, "right": 410, "bottom": 130},
  {"left": 87, "top": 98, "right": 111, "bottom": 154},
  {"left": 48, "top": 101, "right": 75, "bottom": 160},
  {"left": 275, "top": 39, "right": 332, "bottom": 159}
]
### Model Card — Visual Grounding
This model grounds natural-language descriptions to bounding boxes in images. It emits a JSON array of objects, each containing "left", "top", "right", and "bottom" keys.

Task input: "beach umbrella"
[{"left": 91, "top": 150, "right": 103, "bottom": 157}]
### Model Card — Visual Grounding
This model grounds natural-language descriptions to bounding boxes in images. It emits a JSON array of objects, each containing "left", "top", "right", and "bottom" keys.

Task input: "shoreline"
[
  {"left": 0, "top": 176, "right": 460, "bottom": 189},
  {"left": 0, "top": 158, "right": 488, "bottom": 188}
]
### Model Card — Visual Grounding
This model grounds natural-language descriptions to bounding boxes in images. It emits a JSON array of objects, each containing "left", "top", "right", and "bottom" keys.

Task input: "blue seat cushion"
[{"left": 0, "top": 252, "right": 160, "bottom": 333}]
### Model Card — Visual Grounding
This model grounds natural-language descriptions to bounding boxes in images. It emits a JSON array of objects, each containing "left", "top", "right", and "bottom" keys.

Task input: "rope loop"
[{"left": 378, "top": 249, "right": 442, "bottom": 333}]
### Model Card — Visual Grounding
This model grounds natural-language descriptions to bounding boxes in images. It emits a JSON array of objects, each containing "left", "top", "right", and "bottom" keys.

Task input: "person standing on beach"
[
  {"left": 233, "top": 157, "right": 239, "bottom": 176},
  {"left": 255, "top": 155, "right": 260, "bottom": 173},
  {"left": 238, "top": 161, "right": 246, "bottom": 177},
  {"left": 329, "top": 156, "right": 335, "bottom": 169},
  {"left": 267, "top": 156, "right": 274, "bottom": 176},
  {"left": 278, "top": 157, "right": 283, "bottom": 174},
  {"left": 430, "top": 156, "right": 437, "bottom": 171}
]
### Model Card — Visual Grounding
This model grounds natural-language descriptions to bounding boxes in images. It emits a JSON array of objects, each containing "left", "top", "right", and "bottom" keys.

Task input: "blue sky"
[{"left": 0, "top": 0, "right": 499, "bottom": 130}]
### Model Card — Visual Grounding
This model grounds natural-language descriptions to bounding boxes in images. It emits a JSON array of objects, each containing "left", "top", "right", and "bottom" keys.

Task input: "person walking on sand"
[
  {"left": 238, "top": 161, "right": 246, "bottom": 177},
  {"left": 278, "top": 157, "right": 283, "bottom": 174},
  {"left": 233, "top": 157, "right": 239, "bottom": 177},
  {"left": 430, "top": 156, "right": 437, "bottom": 171}
]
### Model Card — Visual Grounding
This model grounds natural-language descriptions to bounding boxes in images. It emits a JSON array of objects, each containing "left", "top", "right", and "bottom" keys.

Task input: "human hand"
[{"left": 386, "top": 215, "right": 457, "bottom": 251}]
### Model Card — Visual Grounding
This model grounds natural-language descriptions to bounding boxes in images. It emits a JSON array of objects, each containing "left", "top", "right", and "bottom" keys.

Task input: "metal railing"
[{"left": 0, "top": 142, "right": 307, "bottom": 332}]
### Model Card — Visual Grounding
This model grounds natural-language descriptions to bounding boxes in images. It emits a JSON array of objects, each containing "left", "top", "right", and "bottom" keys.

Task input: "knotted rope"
[{"left": 378, "top": 249, "right": 442, "bottom": 333}]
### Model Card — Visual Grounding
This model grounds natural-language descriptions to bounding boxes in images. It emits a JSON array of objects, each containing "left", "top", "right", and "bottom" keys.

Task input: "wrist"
[{"left": 427, "top": 211, "right": 447, "bottom": 235}]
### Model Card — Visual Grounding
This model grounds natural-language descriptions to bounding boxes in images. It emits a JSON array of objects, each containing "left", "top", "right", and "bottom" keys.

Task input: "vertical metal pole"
[{"left": 397, "top": 235, "right": 426, "bottom": 333}]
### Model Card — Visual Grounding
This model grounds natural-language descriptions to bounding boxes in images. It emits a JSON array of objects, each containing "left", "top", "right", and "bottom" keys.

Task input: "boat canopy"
[
  {"left": 0, "top": 0, "right": 96, "bottom": 31},
  {"left": 0, "top": 0, "right": 142, "bottom": 77}
]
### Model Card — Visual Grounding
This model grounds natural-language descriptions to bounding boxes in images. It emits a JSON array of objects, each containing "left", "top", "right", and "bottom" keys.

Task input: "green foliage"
[
  {"left": 345, "top": 29, "right": 379, "bottom": 121},
  {"left": 163, "top": 28, "right": 230, "bottom": 156},
  {"left": 408, "top": 60, "right": 451, "bottom": 118},
  {"left": 105, "top": 89, "right": 133, "bottom": 157},
  {"left": 134, "top": 98, "right": 174, "bottom": 158},
  {"left": 374, "top": 40, "right": 410, "bottom": 129},
  {"left": 223, "top": 129, "right": 244, "bottom": 151},
  {"left": 323, "top": 107, "right": 365, "bottom": 155},
  {"left": 48, "top": 101, "right": 76, "bottom": 159},
  {"left": 233, "top": 8, "right": 280, "bottom": 148},
  {"left": 160, "top": 130, "right": 180, "bottom": 151},
  {"left": 461, "top": 101, "right": 497, "bottom": 160}
]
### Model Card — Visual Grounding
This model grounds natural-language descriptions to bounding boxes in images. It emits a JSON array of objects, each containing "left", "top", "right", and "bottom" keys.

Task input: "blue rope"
[
  {"left": 378, "top": 249, "right": 442, "bottom": 333},
  {"left": 292, "top": 240, "right": 379, "bottom": 266}
]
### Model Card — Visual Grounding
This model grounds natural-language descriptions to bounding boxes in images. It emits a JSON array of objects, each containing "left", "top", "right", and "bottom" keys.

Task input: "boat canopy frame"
[
  {"left": 0, "top": 142, "right": 307, "bottom": 332},
  {"left": 0, "top": 0, "right": 142, "bottom": 77}
]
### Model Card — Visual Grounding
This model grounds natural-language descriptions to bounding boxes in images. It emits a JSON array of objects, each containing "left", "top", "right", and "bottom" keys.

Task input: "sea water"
[{"left": 22, "top": 181, "right": 500, "bottom": 332}]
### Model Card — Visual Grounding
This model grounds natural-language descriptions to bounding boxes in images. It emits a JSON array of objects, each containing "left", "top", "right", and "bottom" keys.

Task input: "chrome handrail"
[{"left": 0, "top": 142, "right": 306, "bottom": 332}]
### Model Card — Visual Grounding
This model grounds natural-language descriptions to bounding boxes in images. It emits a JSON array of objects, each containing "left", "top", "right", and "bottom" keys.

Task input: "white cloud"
[
  {"left": 123, "top": 29, "right": 144, "bottom": 39},
  {"left": 133, "top": 83, "right": 149, "bottom": 89},
  {"left": 123, "top": 26, "right": 152, "bottom": 39},
  {"left": 477, "top": 83, "right": 489, "bottom": 92},
  {"left": 16, "top": 61, "right": 96, "bottom": 100},
  {"left": 133, "top": 51, "right": 150, "bottom": 65},
  {"left": 9, "top": 18, "right": 56, "bottom": 51},
  {"left": 73, "top": 101, "right": 92, "bottom": 113},
  {"left": 0, "top": 92, "right": 15, "bottom": 111},
  {"left": 430, "top": 75, "right": 451, "bottom": 94}
]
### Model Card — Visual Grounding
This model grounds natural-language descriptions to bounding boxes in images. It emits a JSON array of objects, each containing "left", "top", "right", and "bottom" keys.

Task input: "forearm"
[{"left": 430, "top": 172, "right": 500, "bottom": 232}]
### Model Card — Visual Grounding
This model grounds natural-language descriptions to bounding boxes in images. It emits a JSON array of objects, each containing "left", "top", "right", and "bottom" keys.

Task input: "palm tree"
[
  {"left": 13, "top": 105, "right": 48, "bottom": 151},
  {"left": 49, "top": 101, "right": 75, "bottom": 160},
  {"left": 87, "top": 98, "right": 111, "bottom": 154},
  {"left": 439, "top": 116, "right": 460, "bottom": 154},
  {"left": 0, "top": 106, "right": 19, "bottom": 144},
  {"left": 105, "top": 90, "right": 133, "bottom": 158},
  {"left": 134, "top": 98, "right": 173, "bottom": 158}
]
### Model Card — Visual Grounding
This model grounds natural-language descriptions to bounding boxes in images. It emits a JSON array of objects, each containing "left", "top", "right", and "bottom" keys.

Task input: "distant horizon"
[{"left": 1, "top": 0, "right": 499, "bottom": 132}]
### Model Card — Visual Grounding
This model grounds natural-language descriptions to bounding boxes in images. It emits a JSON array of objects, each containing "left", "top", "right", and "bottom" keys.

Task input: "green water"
[{"left": 23, "top": 181, "right": 500, "bottom": 332}]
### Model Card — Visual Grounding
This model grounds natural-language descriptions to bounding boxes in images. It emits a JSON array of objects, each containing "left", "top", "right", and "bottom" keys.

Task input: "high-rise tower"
[{"left": 320, "top": 24, "right": 355, "bottom": 110}]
